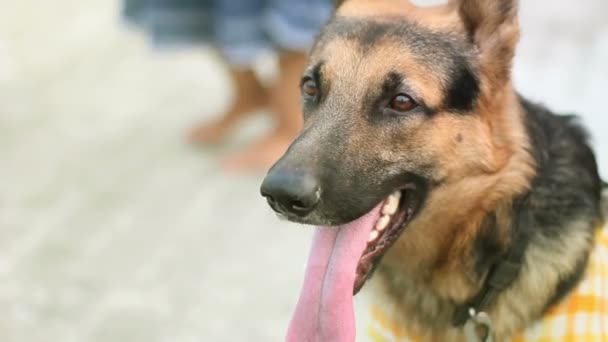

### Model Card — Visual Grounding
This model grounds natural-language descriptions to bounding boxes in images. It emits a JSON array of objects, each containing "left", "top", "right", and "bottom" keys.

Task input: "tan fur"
[{"left": 339, "top": 0, "right": 461, "bottom": 30}]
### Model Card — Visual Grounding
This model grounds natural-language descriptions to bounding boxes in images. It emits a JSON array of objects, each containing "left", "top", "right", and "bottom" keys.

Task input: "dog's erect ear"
[
  {"left": 456, "top": 0, "right": 518, "bottom": 42},
  {"left": 452, "top": 0, "right": 519, "bottom": 84}
]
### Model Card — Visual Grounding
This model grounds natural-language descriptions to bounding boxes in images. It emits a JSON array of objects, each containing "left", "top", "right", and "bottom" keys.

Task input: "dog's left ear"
[{"left": 452, "top": 0, "right": 519, "bottom": 84}]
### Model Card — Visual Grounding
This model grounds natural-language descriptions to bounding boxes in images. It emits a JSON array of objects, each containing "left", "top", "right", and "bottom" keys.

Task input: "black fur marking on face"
[
  {"left": 444, "top": 56, "right": 480, "bottom": 112},
  {"left": 302, "top": 61, "right": 326, "bottom": 112},
  {"left": 358, "top": 22, "right": 393, "bottom": 51},
  {"left": 311, "top": 61, "right": 325, "bottom": 85},
  {"left": 367, "top": 71, "right": 403, "bottom": 120},
  {"left": 382, "top": 71, "right": 403, "bottom": 95}
]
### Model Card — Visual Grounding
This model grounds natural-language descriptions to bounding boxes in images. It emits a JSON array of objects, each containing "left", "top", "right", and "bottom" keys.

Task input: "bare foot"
[
  {"left": 189, "top": 69, "right": 268, "bottom": 144},
  {"left": 219, "top": 51, "right": 307, "bottom": 172},
  {"left": 188, "top": 100, "right": 266, "bottom": 144},
  {"left": 221, "top": 130, "right": 293, "bottom": 171}
]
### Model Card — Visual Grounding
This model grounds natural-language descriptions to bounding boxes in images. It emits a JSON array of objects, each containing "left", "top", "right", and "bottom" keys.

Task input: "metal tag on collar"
[{"left": 463, "top": 308, "right": 494, "bottom": 342}]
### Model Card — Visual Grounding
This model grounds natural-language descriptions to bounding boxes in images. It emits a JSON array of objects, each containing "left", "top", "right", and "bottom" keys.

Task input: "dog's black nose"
[{"left": 260, "top": 170, "right": 320, "bottom": 217}]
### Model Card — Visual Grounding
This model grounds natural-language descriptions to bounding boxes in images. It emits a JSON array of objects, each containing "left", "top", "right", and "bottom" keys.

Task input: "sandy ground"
[{"left": 0, "top": 1, "right": 606, "bottom": 341}]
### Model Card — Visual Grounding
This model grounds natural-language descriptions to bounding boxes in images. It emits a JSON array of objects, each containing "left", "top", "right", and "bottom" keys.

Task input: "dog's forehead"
[
  {"left": 314, "top": 16, "right": 464, "bottom": 60},
  {"left": 310, "top": 16, "right": 476, "bottom": 110},
  {"left": 337, "top": 0, "right": 461, "bottom": 29}
]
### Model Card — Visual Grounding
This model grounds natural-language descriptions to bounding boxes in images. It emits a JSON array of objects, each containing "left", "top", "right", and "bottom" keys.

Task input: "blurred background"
[{"left": 0, "top": 0, "right": 606, "bottom": 341}]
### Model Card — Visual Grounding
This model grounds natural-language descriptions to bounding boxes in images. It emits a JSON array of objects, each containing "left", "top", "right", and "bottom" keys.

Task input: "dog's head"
[
  {"left": 263, "top": 0, "right": 526, "bottom": 223},
  {"left": 261, "top": 1, "right": 534, "bottom": 339}
]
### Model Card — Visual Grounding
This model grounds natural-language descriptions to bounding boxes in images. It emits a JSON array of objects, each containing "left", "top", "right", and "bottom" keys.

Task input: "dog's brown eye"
[
  {"left": 302, "top": 79, "right": 318, "bottom": 97},
  {"left": 389, "top": 94, "right": 416, "bottom": 112}
]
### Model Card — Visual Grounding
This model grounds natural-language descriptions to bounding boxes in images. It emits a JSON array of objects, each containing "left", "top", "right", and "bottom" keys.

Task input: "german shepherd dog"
[{"left": 260, "top": 0, "right": 607, "bottom": 340}]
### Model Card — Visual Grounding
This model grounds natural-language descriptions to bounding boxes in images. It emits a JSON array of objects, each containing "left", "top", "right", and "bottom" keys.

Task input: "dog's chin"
[{"left": 278, "top": 180, "right": 427, "bottom": 293}]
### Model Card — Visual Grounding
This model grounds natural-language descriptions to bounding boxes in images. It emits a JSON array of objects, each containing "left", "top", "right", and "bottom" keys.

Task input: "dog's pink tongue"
[{"left": 286, "top": 206, "right": 381, "bottom": 342}]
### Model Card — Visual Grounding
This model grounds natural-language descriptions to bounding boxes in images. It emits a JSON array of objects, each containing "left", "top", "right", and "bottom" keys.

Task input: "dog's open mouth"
[
  {"left": 286, "top": 184, "right": 422, "bottom": 342},
  {"left": 354, "top": 186, "right": 419, "bottom": 294}
]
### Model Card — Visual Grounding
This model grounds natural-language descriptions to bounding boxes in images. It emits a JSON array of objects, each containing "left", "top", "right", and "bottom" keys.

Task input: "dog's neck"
[{"left": 371, "top": 91, "right": 602, "bottom": 341}]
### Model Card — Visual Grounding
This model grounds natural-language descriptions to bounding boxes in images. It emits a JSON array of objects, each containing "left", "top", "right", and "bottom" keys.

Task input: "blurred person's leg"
[
  {"left": 190, "top": 0, "right": 271, "bottom": 144},
  {"left": 189, "top": 68, "right": 269, "bottom": 144},
  {"left": 221, "top": 0, "right": 332, "bottom": 171},
  {"left": 122, "top": 0, "right": 215, "bottom": 45},
  {"left": 222, "top": 50, "right": 307, "bottom": 170}
]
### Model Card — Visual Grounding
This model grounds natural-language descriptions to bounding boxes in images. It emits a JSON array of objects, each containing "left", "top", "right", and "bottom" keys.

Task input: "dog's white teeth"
[
  {"left": 368, "top": 230, "right": 379, "bottom": 243},
  {"left": 382, "top": 192, "right": 401, "bottom": 215},
  {"left": 375, "top": 215, "right": 390, "bottom": 231},
  {"left": 369, "top": 191, "right": 400, "bottom": 244}
]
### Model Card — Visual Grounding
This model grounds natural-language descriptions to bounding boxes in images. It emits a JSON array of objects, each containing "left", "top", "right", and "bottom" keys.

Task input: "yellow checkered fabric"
[{"left": 369, "top": 226, "right": 608, "bottom": 342}]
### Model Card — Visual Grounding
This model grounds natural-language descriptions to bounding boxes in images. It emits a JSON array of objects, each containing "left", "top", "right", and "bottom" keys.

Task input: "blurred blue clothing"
[{"left": 123, "top": 0, "right": 332, "bottom": 66}]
